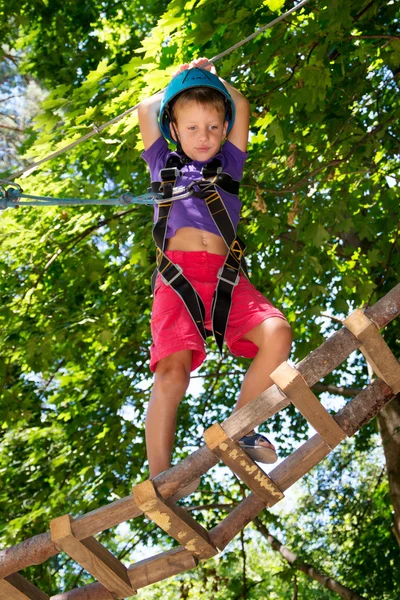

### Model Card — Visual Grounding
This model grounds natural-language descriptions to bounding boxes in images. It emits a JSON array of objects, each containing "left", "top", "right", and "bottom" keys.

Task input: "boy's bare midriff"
[{"left": 166, "top": 227, "right": 226, "bottom": 255}]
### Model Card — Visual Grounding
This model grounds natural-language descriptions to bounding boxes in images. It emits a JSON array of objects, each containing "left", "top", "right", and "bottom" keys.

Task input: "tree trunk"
[{"left": 377, "top": 395, "right": 400, "bottom": 545}]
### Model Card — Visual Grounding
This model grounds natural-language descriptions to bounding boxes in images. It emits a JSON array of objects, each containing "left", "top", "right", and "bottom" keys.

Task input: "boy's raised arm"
[
  {"left": 138, "top": 91, "right": 164, "bottom": 151},
  {"left": 222, "top": 78, "right": 250, "bottom": 153},
  {"left": 189, "top": 58, "right": 250, "bottom": 152}
]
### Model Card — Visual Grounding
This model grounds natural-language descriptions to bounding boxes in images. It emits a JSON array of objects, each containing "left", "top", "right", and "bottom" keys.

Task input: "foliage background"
[{"left": 0, "top": 0, "right": 399, "bottom": 597}]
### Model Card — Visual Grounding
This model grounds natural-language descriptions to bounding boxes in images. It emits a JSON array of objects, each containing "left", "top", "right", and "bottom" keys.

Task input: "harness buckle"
[
  {"left": 159, "top": 167, "right": 181, "bottom": 183},
  {"left": 202, "top": 164, "right": 222, "bottom": 179},
  {"left": 161, "top": 263, "right": 183, "bottom": 286},
  {"left": 217, "top": 266, "right": 240, "bottom": 287}
]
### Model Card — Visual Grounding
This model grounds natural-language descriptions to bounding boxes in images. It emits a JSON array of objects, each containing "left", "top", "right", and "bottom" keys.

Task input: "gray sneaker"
[{"left": 238, "top": 433, "right": 277, "bottom": 464}]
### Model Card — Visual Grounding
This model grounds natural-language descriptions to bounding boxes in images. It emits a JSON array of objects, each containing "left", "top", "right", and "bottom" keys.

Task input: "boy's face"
[{"left": 170, "top": 100, "right": 228, "bottom": 162}]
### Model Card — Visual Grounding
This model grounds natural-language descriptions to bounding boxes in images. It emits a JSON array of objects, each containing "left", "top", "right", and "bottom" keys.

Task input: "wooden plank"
[
  {"left": 270, "top": 362, "right": 347, "bottom": 448},
  {"left": 270, "top": 433, "right": 332, "bottom": 492},
  {"left": 72, "top": 496, "right": 141, "bottom": 540},
  {"left": 210, "top": 433, "right": 331, "bottom": 552},
  {"left": 343, "top": 309, "right": 400, "bottom": 394},
  {"left": 133, "top": 481, "right": 218, "bottom": 559},
  {"left": 335, "top": 375, "right": 395, "bottom": 436},
  {"left": 222, "top": 385, "right": 289, "bottom": 441},
  {"left": 204, "top": 423, "right": 284, "bottom": 506},
  {"left": 128, "top": 547, "right": 198, "bottom": 589},
  {"left": 50, "top": 515, "right": 135, "bottom": 598},
  {"left": 0, "top": 573, "right": 49, "bottom": 600},
  {"left": 297, "top": 283, "right": 400, "bottom": 388}
]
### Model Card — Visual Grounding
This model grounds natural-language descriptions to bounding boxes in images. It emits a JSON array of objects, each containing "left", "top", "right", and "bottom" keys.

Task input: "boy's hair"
[{"left": 170, "top": 88, "right": 227, "bottom": 123}]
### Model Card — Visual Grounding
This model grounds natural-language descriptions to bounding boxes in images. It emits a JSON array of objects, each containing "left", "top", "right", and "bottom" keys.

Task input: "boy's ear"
[
  {"left": 222, "top": 120, "right": 229, "bottom": 138},
  {"left": 169, "top": 122, "right": 179, "bottom": 142}
]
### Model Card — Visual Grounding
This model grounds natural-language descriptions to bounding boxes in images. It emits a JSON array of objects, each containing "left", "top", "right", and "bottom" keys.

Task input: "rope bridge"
[{"left": 0, "top": 283, "right": 399, "bottom": 599}]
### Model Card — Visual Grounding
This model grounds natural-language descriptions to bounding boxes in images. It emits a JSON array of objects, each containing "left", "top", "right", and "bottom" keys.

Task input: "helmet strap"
[
  {"left": 170, "top": 119, "right": 180, "bottom": 145},
  {"left": 168, "top": 118, "right": 192, "bottom": 164},
  {"left": 176, "top": 143, "right": 192, "bottom": 165}
]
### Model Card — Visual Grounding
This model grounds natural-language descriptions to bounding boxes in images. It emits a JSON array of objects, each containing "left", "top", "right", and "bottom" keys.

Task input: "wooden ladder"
[{"left": 0, "top": 284, "right": 399, "bottom": 600}]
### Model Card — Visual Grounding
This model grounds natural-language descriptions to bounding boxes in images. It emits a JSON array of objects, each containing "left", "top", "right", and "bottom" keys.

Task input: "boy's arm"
[
  {"left": 138, "top": 91, "right": 163, "bottom": 150},
  {"left": 190, "top": 58, "right": 250, "bottom": 152},
  {"left": 138, "top": 65, "right": 190, "bottom": 150},
  {"left": 221, "top": 78, "right": 250, "bottom": 153}
]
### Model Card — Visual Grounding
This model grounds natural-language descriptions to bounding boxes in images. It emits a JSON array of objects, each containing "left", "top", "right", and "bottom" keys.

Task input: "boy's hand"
[
  {"left": 172, "top": 58, "right": 217, "bottom": 78},
  {"left": 172, "top": 63, "right": 190, "bottom": 78},
  {"left": 190, "top": 57, "right": 218, "bottom": 76}
]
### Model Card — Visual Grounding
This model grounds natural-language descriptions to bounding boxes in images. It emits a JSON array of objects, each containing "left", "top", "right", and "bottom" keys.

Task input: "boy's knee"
[
  {"left": 271, "top": 319, "right": 292, "bottom": 351},
  {"left": 154, "top": 354, "right": 191, "bottom": 395},
  {"left": 258, "top": 318, "right": 292, "bottom": 355}
]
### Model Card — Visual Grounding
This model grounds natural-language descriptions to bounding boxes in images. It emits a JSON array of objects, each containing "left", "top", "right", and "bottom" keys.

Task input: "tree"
[
  {"left": 262, "top": 438, "right": 400, "bottom": 600},
  {"left": 0, "top": 0, "right": 399, "bottom": 596}
]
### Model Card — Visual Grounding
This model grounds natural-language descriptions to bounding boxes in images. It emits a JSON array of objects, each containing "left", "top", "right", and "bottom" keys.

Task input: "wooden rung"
[
  {"left": 344, "top": 309, "right": 400, "bottom": 394},
  {"left": 128, "top": 547, "right": 198, "bottom": 589},
  {"left": 133, "top": 480, "right": 218, "bottom": 559},
  {"left": 204, "top": 423, "right": 284, "bottom": 506},
  {"left": 270, "top": 362, "right": 346, "bottom": 449},
  {"left": 50, "top": 514, "right": 135, "bottom": 598},
  {"left": 0, "top": 574, "right": 49, "bottom": 600}
]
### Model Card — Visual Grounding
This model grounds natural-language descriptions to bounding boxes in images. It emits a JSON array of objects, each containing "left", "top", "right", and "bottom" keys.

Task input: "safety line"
[
  {"left": 1, "top": 190, "right": 156, "bottom": 209},
  {"left": 0, "top": 182, "right": 195, "bottom": 209},
  {"left": 208, "top": 0, "right": 311, "bottom": 63},
  {"left": 6, "top": 0, "right": 312, "bottom": 183}
]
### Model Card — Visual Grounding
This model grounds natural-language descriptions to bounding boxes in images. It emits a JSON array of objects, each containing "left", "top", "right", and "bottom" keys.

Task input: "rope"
[
  {"left": 0, "top": 190, "right": 156, "bottom": 209},
  {"left": 6, "top": 0, "right": 312, "bottom": 183},
  {"left": 208, "top": 0, "right": 312, "bottom": 63},
  {"left": 0, "top": 180, "right": 194, "bottom": 209}
]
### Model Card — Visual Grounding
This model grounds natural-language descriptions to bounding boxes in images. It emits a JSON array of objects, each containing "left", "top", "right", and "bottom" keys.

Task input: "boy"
[{"left": 138, "top": 58, "right": 292, "bottom": 497}]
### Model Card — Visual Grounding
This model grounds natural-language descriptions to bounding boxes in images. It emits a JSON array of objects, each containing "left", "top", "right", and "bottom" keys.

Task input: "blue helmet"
[{"left": 159, "top": 67, "right": 236, "bottom": 144}]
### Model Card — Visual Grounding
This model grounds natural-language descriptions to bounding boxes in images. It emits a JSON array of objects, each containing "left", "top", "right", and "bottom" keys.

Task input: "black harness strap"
[
  {"left": 151, "top": 154, "right": 248, "bottom": 353},
  {"left": 152, "top": 157, "right": 211, "bottom": 342},
  {"left": 197, "top": 179, "right": 248, "bottom": 352}
]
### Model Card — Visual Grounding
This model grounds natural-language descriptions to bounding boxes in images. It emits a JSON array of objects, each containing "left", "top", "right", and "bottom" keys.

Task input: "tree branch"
[
  {"left": 187, "top": 502, "right": 237, "bottom": 512},
  {"left": 240, "top": 528, "right": 247, "bottom": 599},
  {"left": 347, "top": 35, "right": 400, "bottom": 41},
  {"left": 292, "top": 573, "right": 298, "bottom": 600},
  {"left": 0, "top": 124, "right": 25, "bottom": 133},
  {"left": 312, "top": 383, "right": 361, "bottom": 398},
  {"left": 253, "top": 519, "right": 367, "bottom": 600},
  {"left": 0, "top": 93, "right": 25, "bottom": 104}
]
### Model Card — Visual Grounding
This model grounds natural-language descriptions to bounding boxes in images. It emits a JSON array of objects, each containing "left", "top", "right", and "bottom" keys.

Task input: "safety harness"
[{"left": 151, "top": 154, "right": 248, "bottom": 353}]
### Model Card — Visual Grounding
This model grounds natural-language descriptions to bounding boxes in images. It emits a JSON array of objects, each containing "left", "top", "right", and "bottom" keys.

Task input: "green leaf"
[
  {"left": 267, "top": 120, "right": 284, "bottom": 145},
  {"left": 263, "top": 0, "right": 286, "bottom": 11}
]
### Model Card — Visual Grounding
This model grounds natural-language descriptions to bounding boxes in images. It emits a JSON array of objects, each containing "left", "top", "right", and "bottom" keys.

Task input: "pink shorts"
[{"left": 150, "top": 251, "right": 286, "bottom": 372}]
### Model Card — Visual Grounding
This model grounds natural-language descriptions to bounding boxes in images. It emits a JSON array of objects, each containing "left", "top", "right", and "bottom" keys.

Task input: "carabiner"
[{"left": 0, "top": 179, "right": 23, "bottom": 209}]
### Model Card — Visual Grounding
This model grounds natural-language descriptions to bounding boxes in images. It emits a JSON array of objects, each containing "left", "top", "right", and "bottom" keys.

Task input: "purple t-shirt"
[{"left": 141, "top": 137, "right": 247, "bottom": 238}]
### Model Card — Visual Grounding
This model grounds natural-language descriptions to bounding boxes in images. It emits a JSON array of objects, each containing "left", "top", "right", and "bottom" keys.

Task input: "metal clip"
[
  {"left": 0, "top": 180, "right": 22, "bottom": 209},
  {"left": 159, "top": 167, "right": 181, "bottom": 183},
  {"left": 161, "top": 263, "right": 183, "bottom": 286},
  {"left": 217, "top": 267, "right": 240, "bottom": 287},
  {"left": 0, "top": 179, "right": 22, "bottom": 191}
]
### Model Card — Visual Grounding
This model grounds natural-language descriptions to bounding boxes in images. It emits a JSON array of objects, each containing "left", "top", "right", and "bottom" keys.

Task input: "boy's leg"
[
  {"left": 234, "top": 317, "right": 292, "bottom": 450},
  {"left": 146, "top": 350, "right": 192, "bottom": 479}
]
